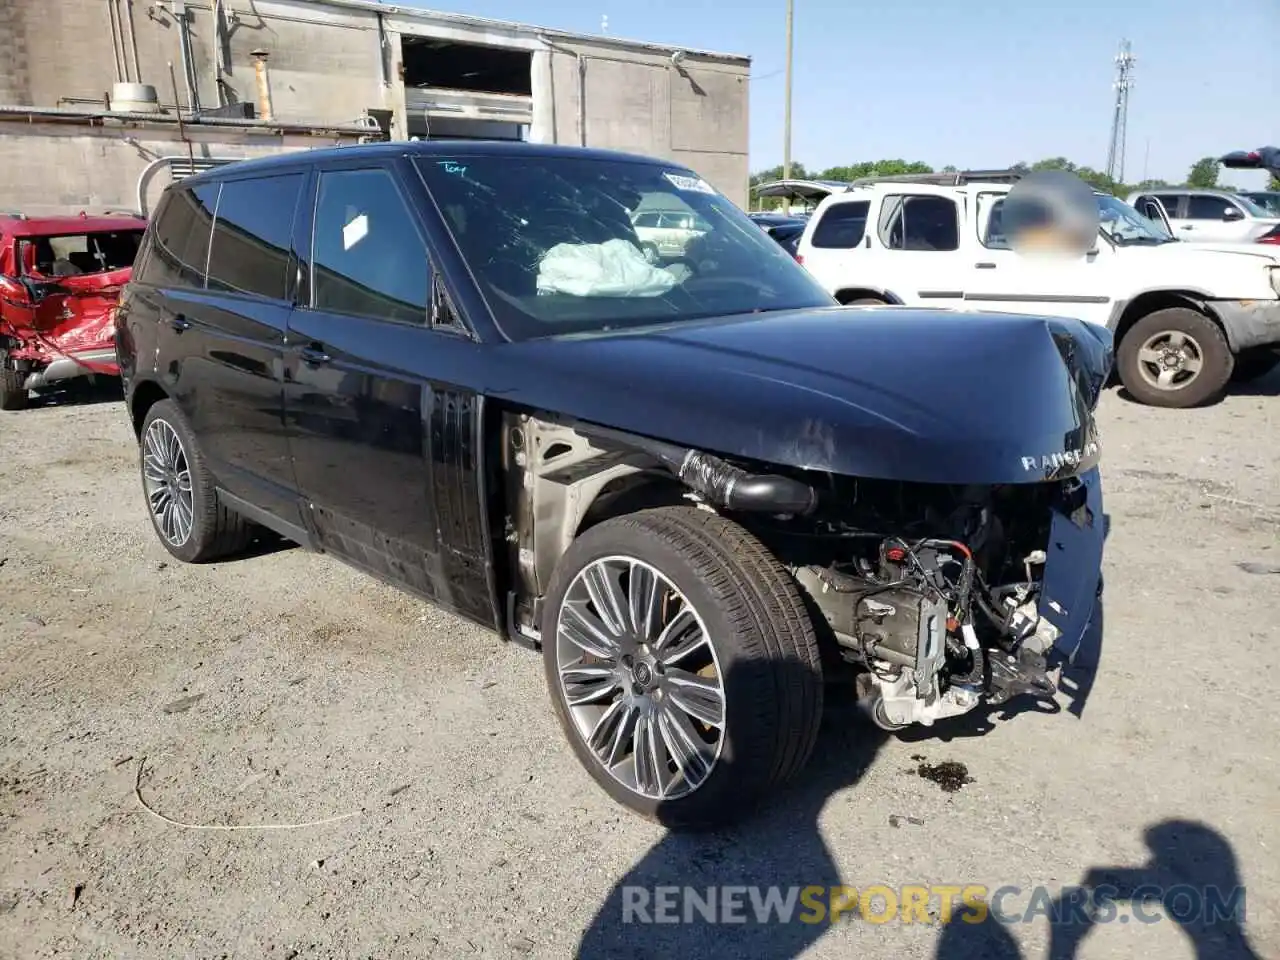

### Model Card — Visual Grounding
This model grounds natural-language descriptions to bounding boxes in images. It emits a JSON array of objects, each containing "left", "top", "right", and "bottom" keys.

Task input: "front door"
[
  {"left": 282, "top": 160, "right": 495, "bottom": 626},
  {"left": 961, "top": 192, "right": 1115, "bottom": 327}
]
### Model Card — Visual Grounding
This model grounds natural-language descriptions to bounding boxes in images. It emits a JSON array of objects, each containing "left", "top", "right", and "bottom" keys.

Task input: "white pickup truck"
[{"left": 759, "top": 171, "right": 1280, "bottom": 408}]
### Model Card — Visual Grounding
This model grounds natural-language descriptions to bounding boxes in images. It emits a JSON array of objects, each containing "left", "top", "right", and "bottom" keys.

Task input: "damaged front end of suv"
[{"left": 496, "top": 307, "right": 1111, "bottom": 826}]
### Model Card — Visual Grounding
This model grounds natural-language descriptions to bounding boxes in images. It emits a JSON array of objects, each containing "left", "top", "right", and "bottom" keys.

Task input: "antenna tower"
[{"left": 1105, "top": 40, "right": 1136, "bottom": 182}]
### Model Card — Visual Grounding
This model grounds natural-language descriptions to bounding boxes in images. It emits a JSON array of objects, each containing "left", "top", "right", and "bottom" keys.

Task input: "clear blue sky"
[{"left": 406, "top": 0, "right": 1278, "bottom": 188}]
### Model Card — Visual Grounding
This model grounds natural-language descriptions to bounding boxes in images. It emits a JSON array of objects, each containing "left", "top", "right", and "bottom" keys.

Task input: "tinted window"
[
  {"left": 1152, "top": 193, "right": 1184, "bottom": 215},
  {"left": 877, "top": 195, "right": 959, "bottom": 251},
  {"left": 414, "top": 155, "right": 832, "bottom": 341},
  {"left": 980, "top": 196, "right": 1010, "bottom": 249},
  {"left": 145, "top": 183, "right": 217, "bottom": 287},
  {"left": 632, "top": 212, "right": 661, "bottom": 228},
  {"left": 810, "top": 200, "right": 870, "bottom": 248},
  {"left": 310, "top": 168, "right": 428, "bottom": 325},
  {"left": 1186, "top": 195, "right": 1239, "bottom": 220},
  {"left": 206, "top": 174, "right": 302, "bottom": 300}
]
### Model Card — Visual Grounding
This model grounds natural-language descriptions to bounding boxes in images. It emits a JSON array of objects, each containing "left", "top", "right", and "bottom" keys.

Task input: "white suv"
[
  {"left": 787, "top": 171, "right": 1280, "bottom": 408},
  {"left": 1125, "top": 188, "right": 1280, "bottom": 244}
]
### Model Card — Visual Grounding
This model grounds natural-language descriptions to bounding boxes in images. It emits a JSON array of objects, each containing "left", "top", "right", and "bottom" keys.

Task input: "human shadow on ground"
[
  {"left": 934, "top": 819, "right": 1262, "bottom": 960},
  {"left": 574, "top": 657, "right": 890, "bottom": 960}
]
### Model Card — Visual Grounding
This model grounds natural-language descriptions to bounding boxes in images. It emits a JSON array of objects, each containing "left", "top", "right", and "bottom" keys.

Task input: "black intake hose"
[{"left": 578, "top": 423, "right": 818, "bottom": 516}]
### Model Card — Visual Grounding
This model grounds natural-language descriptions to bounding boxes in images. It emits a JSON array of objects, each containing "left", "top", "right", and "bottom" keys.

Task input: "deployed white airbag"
[{"left": 536, "top": 238, "right": 678, "bottom": 297}]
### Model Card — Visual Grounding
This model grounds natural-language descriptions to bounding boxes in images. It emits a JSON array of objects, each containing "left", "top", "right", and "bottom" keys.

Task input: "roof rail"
[{"left": 847, "top": 169, "right": 1025, "bottom": 187}]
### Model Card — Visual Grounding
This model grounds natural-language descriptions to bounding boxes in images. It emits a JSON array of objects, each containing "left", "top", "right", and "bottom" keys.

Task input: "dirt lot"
[{"left": 1, "top": 376, "right": 1278, "bottom": 960}]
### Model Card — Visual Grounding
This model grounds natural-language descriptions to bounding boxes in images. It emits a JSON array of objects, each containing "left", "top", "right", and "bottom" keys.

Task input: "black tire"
[
  {"left": 1, "top": 367, "right": 27, "bottom": 411},
  {"left": 541, "top": 506, "right": 824, "bottom": 830},
  {"left": 1230, "top": 347, "right": 1280, "bottom": 384},
  {"left": 138, "top": 399, "right": 255, "bottom": 563},
  {"left": 1116, "top": 307, "right": 1233, "bottom": 408},
  {"left": 838, "top": 293, "right": 886, "bottom": 305}
]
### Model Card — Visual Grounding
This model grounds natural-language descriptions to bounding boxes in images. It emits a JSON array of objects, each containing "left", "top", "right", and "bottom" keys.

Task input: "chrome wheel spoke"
[
  {"left": 1137, "top": 346, "right": 1163, "bottom": 366},
  {"left": 654, "top": 608, "right": 708, "bottom": 666},
  {"left": 583, "top": 561, "right": 629, "bottom": 636},
  {"left": 663, "top": 669, "right": 726, "bottom": 728},
  {"left": 561, "top": 662, "right": 621, "bottom": 706},
  {"left": 559, "top": 601, "right": 621, "bottom": 659},
  {"left": 1165, "top": 330, "right": 1186, "bottom": 349},
  {"left": 657, "top": 702, "right": 715, "bottom": 787},
  {"left": 632, "top": 708, "right": 666, "bottom": 797},
  {"left": 627, "top": 561, "right": 662, "bottom": 639},
  {"left": 1180, "top": 353, "right": 1202, "bottom": 374},
  {"left": 1157, "top": 367, "right": 1178, "bottom": 386}
]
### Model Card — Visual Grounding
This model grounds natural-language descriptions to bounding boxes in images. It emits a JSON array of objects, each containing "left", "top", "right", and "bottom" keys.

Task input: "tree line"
[{"left": 749, "top": 156, "right": 1279, "bottom": 208}]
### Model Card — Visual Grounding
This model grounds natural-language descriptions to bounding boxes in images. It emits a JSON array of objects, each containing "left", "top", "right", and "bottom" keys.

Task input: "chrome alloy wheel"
[
  {"left": 142, "top": 418, "right": 194, "bottom": 547},
  {"left": 554, "top": 556, "right": 726, "bottom": 801},
  {"left": 1136, "top": 329, "right": 1204, "bottom": 391}
]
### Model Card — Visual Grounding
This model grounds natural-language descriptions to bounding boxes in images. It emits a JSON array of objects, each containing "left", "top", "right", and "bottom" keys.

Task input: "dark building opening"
[{"left": 401, "top": 37, "right": 533, "bottom": 96}]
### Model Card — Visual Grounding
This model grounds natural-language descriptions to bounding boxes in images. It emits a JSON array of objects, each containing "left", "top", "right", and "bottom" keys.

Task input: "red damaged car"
[{"left": 0, "top": 212, "right": 147, "bottom": 410}]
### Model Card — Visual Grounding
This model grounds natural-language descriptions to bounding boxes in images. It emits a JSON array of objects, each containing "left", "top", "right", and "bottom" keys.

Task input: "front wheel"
[
  {"left": 542, "top": 506, "right": 824, "bottom": 830},
  {"left": 1116, "top": 307, "right": 1233, "bottom": 408}
]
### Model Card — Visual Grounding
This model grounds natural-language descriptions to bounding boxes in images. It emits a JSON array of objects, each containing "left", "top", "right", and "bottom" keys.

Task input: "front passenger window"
[{"left": 311, "top": 168, "right": 429, "bottom": 325}]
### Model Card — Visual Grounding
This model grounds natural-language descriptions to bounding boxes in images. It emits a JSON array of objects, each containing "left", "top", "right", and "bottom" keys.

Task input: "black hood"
[{"left": 491, "top": 306, "right": 1113, "bottom": 485}]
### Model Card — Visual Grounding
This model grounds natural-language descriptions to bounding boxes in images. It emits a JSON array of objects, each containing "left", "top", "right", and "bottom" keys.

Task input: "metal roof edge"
[{"left": 296, "top": 0, "right": 752, "bottom": 63}]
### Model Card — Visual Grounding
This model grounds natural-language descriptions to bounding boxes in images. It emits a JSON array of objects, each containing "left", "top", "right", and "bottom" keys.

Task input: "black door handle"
[
  {"left": 169, "top": 314, "right": 192, "bottom": 332},
  {"left": 300, "top": 344, "right": 332, "bottom": 366},
  {"left": 975, "top": 262, "right": 997, "bottom": 269}
]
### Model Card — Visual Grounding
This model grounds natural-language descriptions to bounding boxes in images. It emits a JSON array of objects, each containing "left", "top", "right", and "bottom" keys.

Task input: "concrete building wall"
[
  {"left": 0, "top": 123, "right": 349, "bottom": 217},
  {"left": 0, "top": 0, "right": 750, "bottom": 206},
  {"left": 0, "top": 0, "right": 391, "bottom": 125}
]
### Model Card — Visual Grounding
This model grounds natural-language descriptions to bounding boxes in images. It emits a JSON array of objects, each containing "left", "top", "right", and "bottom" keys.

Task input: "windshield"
[
  {"left": 414, "top": 155, "right": 833, "bottom": 341},
  {"left": 1096, "top": 194, "right": 1175, "bottom": 244},
  {"left": 19, "top": 230, "right": 144, "bottom": 277},
  {"left": 1242, "top": 193, "right": 1280, "bottom": 215}
]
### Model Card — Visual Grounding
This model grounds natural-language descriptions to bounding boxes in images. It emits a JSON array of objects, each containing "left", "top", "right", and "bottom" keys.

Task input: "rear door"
[
  {"left": 282, "top": 158, "right": 496, "bottom": 625},
  {"left": 795, "top": 197, "right": 872, "bottom": 292},
  {"left": 141, "top": 173, "right": 304, "bottom": 523},
  {"left": 869, "top": 191, "right": 969, "bottom": 307}
]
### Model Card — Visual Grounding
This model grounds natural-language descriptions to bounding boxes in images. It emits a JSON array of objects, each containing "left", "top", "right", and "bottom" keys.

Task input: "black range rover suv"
[{"left": 116, "top": 141, "right": 1110, "bottom": 829}]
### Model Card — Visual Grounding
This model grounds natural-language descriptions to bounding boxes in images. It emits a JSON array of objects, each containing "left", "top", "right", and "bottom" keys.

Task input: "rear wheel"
[
  {"left": 1116, "top": 307, "right": 1233, "bottom": 408},
  {"left": 0, "top": 366, "right": 27, "bottom": 411},
  {"left": 138, "top": 399, "right": 255, "bottom": 563},
  {"left": 542, "top": 506, "right": 824, "bottom": 830}
]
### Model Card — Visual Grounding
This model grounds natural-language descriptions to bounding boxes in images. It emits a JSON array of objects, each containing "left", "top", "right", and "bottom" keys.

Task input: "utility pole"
[
  {"left": 783, "top": 0, "right": 794, "bottom": 182},
  {"left": 1105, "top": 40, "right": 1136, "bottom": 182}
]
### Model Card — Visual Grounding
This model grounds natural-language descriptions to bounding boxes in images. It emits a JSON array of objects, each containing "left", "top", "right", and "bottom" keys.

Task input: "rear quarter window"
[
  {"left": 810, "top": 200, "right": 870, "bottom": 248},
  {"left": 140, "top": 183, "right": 218, "bottom": 288}
]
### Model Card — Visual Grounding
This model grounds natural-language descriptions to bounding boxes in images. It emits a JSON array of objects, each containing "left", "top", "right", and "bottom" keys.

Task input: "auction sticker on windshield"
[{"left": 664, "top": 172, "right": 717, "bottom": 194}]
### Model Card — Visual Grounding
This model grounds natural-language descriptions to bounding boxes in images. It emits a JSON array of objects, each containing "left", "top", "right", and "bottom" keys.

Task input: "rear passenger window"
[
  {"left": 810, "top": 201, "right": 870, "bottom": 248},
  {"left": 206, "top": 174, "right": 303, "bottom": 300},
  {"left": 146, "top": 183, "right": 217, "bottom": 287},
  {"left": 878, "top": 195, "right": 960, "bottom": 252},
  {"left": 310, "top": 168, "right": 428, "bottom": 325}
]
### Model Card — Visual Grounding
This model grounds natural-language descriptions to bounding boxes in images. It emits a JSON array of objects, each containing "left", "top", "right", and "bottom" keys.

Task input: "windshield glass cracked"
[{"left": 414, "top": 155, "right": 834, "bottom": 341}]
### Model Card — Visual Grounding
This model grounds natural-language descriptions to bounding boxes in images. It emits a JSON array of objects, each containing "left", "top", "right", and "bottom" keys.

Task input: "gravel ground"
[{"left": 1, "top": 376, "right": 1278, "bottom": 960}]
